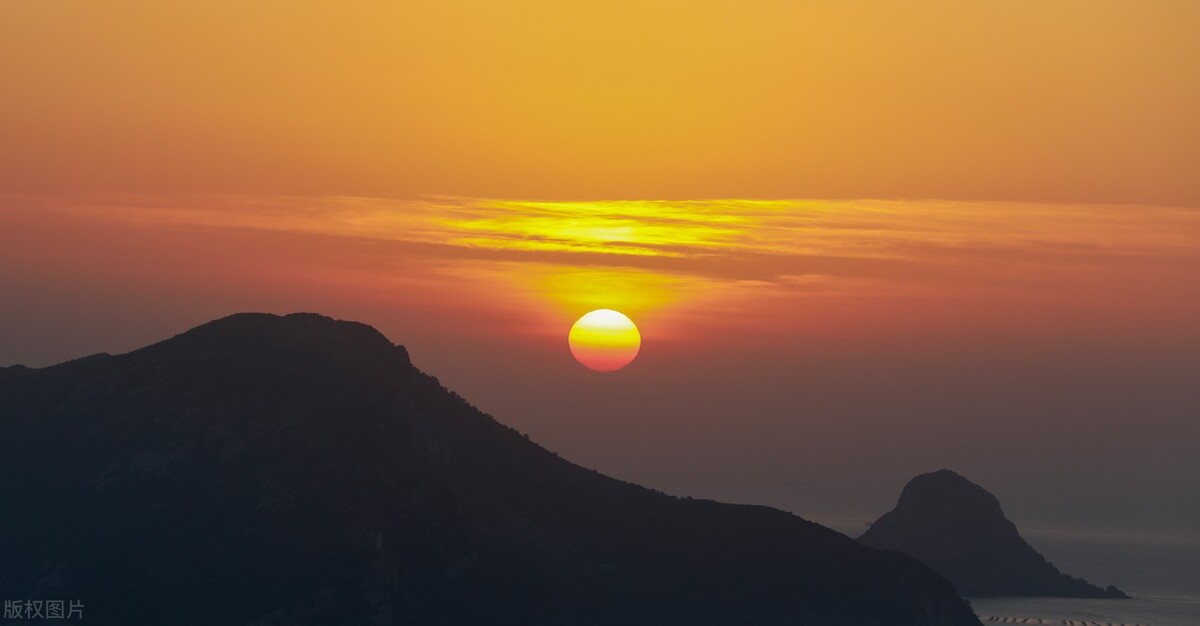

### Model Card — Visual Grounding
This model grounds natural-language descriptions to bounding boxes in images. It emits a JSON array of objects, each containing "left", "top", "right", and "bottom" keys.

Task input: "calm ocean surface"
[
  {"left": 816, "top": 518, "right": 1200, "bottom": 626},
  {"left": 969, "top": 528, "right": 1200, "bottom": 626}
]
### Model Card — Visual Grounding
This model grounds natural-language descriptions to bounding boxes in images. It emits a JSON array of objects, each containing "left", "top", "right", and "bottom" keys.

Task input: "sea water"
[
  {"left": 967, "top": 528, "right": 1200, "bottom": 626},
  {"left": 813, "top": 518, "right": 1200, "bottom": 626}
]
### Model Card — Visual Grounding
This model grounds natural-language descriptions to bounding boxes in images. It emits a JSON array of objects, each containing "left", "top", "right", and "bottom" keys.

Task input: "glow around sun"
[{"left": 568, "top": 309, "right": 641, "bottom": 372}]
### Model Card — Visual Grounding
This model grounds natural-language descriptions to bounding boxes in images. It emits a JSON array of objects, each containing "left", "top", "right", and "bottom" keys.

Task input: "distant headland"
[{"left": 860, "top": 469, "right": 1127, "bottom": 599}]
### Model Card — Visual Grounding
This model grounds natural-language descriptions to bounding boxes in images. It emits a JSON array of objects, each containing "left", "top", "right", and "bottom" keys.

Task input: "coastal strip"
[{"left": 979, "top": 617, "right": 1147, "bottom": 626}]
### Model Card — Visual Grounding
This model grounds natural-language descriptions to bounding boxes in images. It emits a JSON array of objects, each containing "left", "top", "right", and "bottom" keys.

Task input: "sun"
[{"left": 568, "top": 309, "right": 641, "bottom": 372}]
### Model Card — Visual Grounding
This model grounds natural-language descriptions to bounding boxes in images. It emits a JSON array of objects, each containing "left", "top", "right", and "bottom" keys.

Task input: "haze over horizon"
[{"left": 3, "top": 193, "right": 1197, "bottom": 535}]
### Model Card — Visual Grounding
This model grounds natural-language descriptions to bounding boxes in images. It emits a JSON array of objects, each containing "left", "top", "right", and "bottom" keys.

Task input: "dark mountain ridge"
[
  {"left": 860, "top": 469, "right": 1127, "bottom": 599},
  {"left": 1, "top": 313, "right": 980, "bottom": 625}
]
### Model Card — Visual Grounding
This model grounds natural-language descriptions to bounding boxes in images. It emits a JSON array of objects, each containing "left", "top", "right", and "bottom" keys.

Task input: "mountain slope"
[
  {"left": 859, "top": 469, "right": 1126, "bottom": 599},
  {"left": 0, "top": 313, "right": 980, "bottom": 625}
]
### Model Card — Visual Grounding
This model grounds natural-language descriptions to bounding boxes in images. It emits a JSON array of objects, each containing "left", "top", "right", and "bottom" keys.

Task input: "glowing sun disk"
[{"left": 568, "top": 309, "right": 641, "bottom": 372}]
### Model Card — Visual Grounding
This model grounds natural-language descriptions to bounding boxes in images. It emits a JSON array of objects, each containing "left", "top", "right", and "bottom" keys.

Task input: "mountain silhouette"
[
  {"left": 0, "top": 313, "right": 980, "bottom": 625},
  {"left": 859, "top": 469, "right": 1127, "bottom": 599}
]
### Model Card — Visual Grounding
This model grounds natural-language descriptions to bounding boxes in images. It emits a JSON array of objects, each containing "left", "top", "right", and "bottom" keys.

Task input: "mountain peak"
[
  {"left": 133, "top": 312, "right": 411, "bottom": 369},
  {"left": 893, "top": 469, "right": 1003, "bottom": 520}
]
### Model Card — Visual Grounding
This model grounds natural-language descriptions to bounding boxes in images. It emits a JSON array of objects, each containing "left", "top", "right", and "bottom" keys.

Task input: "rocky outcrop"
[{"left": 860, "top": 469, "right": 1126, "bottom": 599}]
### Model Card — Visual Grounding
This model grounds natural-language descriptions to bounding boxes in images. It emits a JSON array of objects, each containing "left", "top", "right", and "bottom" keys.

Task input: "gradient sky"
[
  {"left": 2, "top": 2, "right": 1199, "bottom": 534},
  {"left": 3, "top": 1, "right": 1199, "bottom": 203}
]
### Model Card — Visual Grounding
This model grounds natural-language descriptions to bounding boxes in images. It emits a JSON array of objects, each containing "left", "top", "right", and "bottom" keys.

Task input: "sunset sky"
[{"left": 2, "top": 1, "right": 1198, "bottom": 533}]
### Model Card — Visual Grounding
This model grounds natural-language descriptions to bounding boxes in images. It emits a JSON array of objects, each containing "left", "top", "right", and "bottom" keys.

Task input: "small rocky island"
[{"left": 860, "top": 469, "right": 1127, "bottom": 599}]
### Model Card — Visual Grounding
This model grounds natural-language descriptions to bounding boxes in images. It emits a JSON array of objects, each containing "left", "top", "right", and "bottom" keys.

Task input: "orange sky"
[
  {"left": 2, "top": 3, "right": 1199, "bottom": 531},
  {"left": 2, "top": 1, "right": 1199, "bottom": 203},
  {"left": 6, "top": 193, "right": 1198, "bottom": 349}
]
